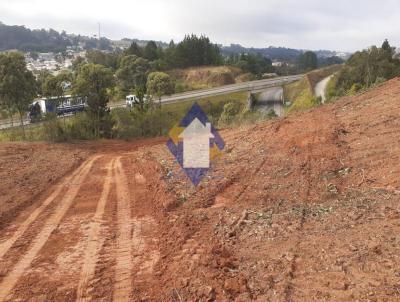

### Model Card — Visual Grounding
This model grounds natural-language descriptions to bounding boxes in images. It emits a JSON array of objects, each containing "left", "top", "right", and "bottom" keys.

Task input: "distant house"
[
  {"left": 272, "top": 61, "right": 283, "bottom": 67},
  {"left": 179, "top": 118, "right": 214, "bottom": 168}
]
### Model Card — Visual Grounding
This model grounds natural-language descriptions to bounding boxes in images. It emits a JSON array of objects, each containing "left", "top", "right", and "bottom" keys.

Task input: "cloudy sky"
[{"left": 1, "top": 0, "right": 400, "bottom": 51}]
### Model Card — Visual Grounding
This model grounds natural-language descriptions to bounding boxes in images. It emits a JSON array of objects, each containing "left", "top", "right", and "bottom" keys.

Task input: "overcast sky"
[{"left": 1, "top": 0, "right": 400, "bottom": 52}]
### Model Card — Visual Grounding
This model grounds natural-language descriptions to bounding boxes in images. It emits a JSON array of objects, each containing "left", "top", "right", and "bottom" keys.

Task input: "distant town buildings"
[{"left": 25, "top": 49, "right": 86, "bottom": 75}]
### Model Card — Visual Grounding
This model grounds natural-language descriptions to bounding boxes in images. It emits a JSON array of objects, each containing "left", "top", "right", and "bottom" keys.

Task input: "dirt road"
[
  {"left": 314, "top": 75, "right": 333, "bottom": 103},
  {"left": 0, "top": 148, "right": 173, "bottom": 301},
  {"left": 1, "top": 78, "right": 400, "bottom": 301}
]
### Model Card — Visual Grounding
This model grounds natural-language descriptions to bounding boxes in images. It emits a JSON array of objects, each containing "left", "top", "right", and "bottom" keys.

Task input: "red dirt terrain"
[{"left": 1, "top": 78, "right": 400, "bottom": 301}]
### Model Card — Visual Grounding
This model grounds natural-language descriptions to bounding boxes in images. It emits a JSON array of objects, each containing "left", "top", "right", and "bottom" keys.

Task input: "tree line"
[{"left": 327, "top": 39, "right": 400, "bottom": 99}]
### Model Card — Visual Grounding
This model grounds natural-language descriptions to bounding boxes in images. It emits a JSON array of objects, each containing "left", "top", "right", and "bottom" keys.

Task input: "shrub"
[{"left": 218, "top": 102, "right": 242, "bottom": 126}]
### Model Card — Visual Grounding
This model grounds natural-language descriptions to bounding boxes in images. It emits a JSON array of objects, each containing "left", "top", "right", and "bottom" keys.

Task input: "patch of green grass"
[
  {"left": 284, "top": 77, "right": 315, "bottom": 113},
  {"left": 0, "top": 123, "right": 45, "bottom": 142}
]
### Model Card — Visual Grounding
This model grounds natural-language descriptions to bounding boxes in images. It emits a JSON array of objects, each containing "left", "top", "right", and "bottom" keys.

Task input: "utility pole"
[{"left": 98, "top": 22, "right": 101, "bottom": 50}]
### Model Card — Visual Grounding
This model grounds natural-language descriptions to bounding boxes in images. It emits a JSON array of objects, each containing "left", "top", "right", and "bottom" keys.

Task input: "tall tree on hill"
[
  {"left": 116, "top": 55, "right": 150, "bottom": 97},
  {"left": 125, "top": 41, "right": 142, "bottom": 57},
  {"left": 0, "top": 52, "right": 37, "bottom": 136},
  {"left": 147, "top": 72, "right": 175, "bottom": 99},
  {"left": 381, "top": 39, "right": 395, "bottom": 61},
  {"left": 147, "top": 72, "right": 175, "bottom": 135},
  {"left": 74, "top": 64, "right": 114, "bottom": 137},
  {"left": 163, "top": 40, "right": 177, "bottom": 69},
  {"left": 174, "top": 34, "right": 222, "bottom": 68},
  {"left": 143, "top": 41, "right": 159, "bottom": 61}
]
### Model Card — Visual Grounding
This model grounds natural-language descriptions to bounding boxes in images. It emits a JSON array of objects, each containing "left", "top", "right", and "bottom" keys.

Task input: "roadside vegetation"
[
  {"left": 283, "top": 65, "right": 341, "bottom": 113},
  {"left": 0, "top": 90, "right": 272, "bottom": 142},
  {"left": 0, "top": 32, "right": 344, "bottom": 143},
  {"left": 326, "top": 39, "right": 400, "bottom": 100}
]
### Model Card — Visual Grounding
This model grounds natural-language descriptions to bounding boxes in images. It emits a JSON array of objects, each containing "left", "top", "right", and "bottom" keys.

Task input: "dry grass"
[{"left": 167, "top": 66, "right": 244, "bottom": 92}]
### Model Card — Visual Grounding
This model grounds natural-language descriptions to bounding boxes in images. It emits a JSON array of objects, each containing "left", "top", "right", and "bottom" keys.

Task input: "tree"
[
  {"left": 42, "top": 75, "right": 63, "bottom": 100},
  {"left": 146, "top": 72, "right": 175, "bottom": 99},
  {"left": 36, "top": 69, "right": 52, "bottom": 96},
  {"left": 381, "top": 39, "right": 394, "bottom": 61},
  {"left": 86, "top": 50, "right": 119, "bottom": 70},
  {"left": 72, "top": 56, "right": 86, "bottom": 73},
  {"left": 42, "top": 71, "right": 72, "bottom": 122},
  {"left": 327, "top": 39, "right": 400, "bottom": 100},
  {"left": 174, "top": 34, "right": 222, "bottom": 68},
  {"left": 74, "top": 63, "right": 114, "bottom": 137},
  {"left": 115, "top": 55, "right": 150, "bottom": 97},
  {"left": 297, "top": 51, "right": 318, "bottom": 71},
  {"left": 163, "top": 40, "right": 177, "bottom": 69},
  {"left": 0, "top": 52, "right": 37, "bottom": 136},
  {"left": 234, "top": 53, "right": 273, "bottom": 78},
  {"left": 143, "top": 41, "right": 159, "bottom": 61},
  {"left": 147, "top": 72, "right": 175, "bottom": 135},
  {"left": 125, "top": 41, "right": 142, "bottom": 57}
]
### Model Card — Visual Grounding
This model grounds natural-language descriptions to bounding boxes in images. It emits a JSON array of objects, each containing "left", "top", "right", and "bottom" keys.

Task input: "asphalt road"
[{"left": 111, "top": 74, "right": 302, "bottom": 108}]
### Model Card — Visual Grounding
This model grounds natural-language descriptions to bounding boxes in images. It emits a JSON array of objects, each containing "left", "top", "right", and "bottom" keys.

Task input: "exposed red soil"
[{"left": 1, "top": 78, "right": 400, "bottom": 301}]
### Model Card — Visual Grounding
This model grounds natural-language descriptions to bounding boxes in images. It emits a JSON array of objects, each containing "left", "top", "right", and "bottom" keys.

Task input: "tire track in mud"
[
  {"left": 76, "top": 158, "right": 115, "bottom": 302},
  {"left": 0, "top": 156, "right": 99, "bottom": 302},
  {"left": 113, "top": 157, "right": 134, "bottom": 301},
  {"left": 0, "top": 158, "right": 92, "bottom": 261}
]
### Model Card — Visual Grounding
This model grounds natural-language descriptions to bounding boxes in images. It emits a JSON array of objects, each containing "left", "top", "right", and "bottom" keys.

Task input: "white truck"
[
  {"left": 126, "top": 94, "right": 151, "bottom": 108},
  {"left": 126, "top": 95, "right": 137, "bottom": 107},
  {"left": 28, "top": 95, "right": 86, "bottom": 122}
]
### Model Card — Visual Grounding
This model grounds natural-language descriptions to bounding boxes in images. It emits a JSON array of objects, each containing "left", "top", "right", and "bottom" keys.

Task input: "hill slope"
[
  {"left": 148, "top": 78, "right": 400, "bottom": 300},
  {"left": 1, "top": 79, "right": 400, "bottom": 300}
]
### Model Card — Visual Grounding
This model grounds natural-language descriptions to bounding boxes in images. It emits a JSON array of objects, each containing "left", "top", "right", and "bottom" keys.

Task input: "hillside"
[
  {"left": 0, "top": 21, "right": 111, "bottom": 52},
  {"left": 221, "top": 44, "right": 350, "bottom": 61},
  {"left": 284, "top": 65, "right": 342, "bottom": 112},
  {"left": 0, "top": 79, "right": 400, "bottom": 300},
  {"left": 167, "top": 65, "right": 246, "bottom": 92},
  {"left": 0, "top": 22, "right": 71, "bottom": 52}
]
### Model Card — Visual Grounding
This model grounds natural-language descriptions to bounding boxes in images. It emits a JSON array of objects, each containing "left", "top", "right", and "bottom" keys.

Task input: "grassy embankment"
[
  {"left": 167, "top": 66, "right": 251, "bottom": 92},
  {"left": 283, "top": 65, "right": 342, "bottom": 113}
]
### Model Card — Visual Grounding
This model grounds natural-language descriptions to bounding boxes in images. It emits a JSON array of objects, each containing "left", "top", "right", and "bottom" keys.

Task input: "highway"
[
  {"left": 111, "top": 74, "right": 302, "bottom": 108},
  {"left": 0, "top": 75, "right": 303, "bottom": 130}
]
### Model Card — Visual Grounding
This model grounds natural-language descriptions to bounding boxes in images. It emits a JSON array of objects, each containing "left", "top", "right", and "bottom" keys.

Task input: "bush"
[
  {"left": 349, "top": 83, "right": 363, "bottom": 95},
  {"left": 111, "top": 106, "right": 173, "bottom": 139},
  {"left": 218, "top": 102, "right": 242, "bottom": 126}
]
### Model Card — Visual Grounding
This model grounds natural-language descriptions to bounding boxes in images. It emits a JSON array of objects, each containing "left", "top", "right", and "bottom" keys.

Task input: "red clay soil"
[{"left": 1, "top": 78, "right": 400, "bottom": 301}]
